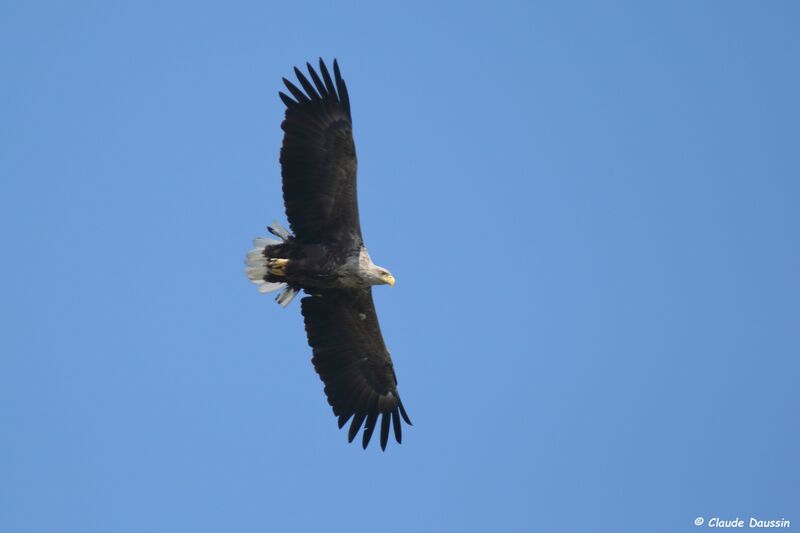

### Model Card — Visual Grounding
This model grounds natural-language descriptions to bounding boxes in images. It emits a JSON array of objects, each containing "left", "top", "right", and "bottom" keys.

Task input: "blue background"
[{"left": 2, "top": 2, "right": 798, "bottom": 532}]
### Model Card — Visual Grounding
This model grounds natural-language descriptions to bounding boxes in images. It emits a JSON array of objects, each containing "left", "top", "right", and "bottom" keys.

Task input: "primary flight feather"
[{"left": 245, "top": 58, "right": 411, "bottom": 450}]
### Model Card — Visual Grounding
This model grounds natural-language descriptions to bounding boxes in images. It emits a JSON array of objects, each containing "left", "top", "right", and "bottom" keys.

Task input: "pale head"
[
  {"left": 367, "top": 264, "right": 396, "bottom": 287},
  {"left": 358, "top": 248, "right": 396, "bottom": 287}
]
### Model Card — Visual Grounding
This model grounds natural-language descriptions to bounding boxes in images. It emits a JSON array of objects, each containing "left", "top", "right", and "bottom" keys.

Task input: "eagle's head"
[
  {"left": 358, "top": 248, "right": 395, "bottom": 287},
  {"left": 372, "top": 266, "right": 396, "bottom": 287}
]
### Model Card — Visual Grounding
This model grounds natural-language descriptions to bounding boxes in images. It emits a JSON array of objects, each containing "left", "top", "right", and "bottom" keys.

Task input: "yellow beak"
[{"left": 385, "top": 274, "right": 396, "bottom": 287}]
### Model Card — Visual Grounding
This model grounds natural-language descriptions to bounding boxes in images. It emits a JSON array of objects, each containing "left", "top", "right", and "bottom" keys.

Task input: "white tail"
[{"left": 245, "top": 221, "right": 298, "bottom": 307}]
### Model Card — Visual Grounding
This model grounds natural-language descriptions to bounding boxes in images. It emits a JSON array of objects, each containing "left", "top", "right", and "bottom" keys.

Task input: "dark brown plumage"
[
  {"left": 279, "top": 59, "right": 361, "bottom": 244},
  {"left": 301, "top": 289, "right": 411, "bottom": 450}
]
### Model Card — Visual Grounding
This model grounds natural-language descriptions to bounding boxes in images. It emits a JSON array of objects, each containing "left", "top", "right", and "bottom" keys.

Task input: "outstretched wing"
[
  {"left": 279, "top": 59, "right": 361, "bottom": 245},
  {"left": 301, "top": 289, "right": 412, "bottom": 450}
]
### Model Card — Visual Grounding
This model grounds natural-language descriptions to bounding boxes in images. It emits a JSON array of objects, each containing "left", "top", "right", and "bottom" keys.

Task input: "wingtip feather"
[
  {"left": 399, "top": 400, "right": 412, "bottom": 426},
  {"left": 392, "top": 407, "right": 402, "bottom": 444},
  {"left": 348, "top": 412, "right": 366, "bottom": 443},
  {"left": 279, "top": 91, "right": 296, "bottom": 108},
  {"left": 361, "top": 412, "right": 378, "bottom": 449},
  {"left": 380, "top": 412, "right": 391, "bottom": 451},
  {"left": 318, "top": 58, "right": 336, "bottom": 99},
  {"left": 338, "top": 412, "right": 352, "bottom": 429}
]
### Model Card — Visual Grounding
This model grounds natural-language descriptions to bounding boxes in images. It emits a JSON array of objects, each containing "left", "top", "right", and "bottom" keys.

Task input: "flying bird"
[{"left": 245, "top": 59, "right": 411, "bottom": 450}]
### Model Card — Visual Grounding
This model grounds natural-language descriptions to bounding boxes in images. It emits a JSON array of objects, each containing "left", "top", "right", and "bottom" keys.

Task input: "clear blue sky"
[{"left": 2, "top": 2, "right": 798, "bottom": 532}]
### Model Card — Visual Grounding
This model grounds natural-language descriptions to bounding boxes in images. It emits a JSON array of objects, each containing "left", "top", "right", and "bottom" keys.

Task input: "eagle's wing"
[
  {"left": 279, "top": 59, "right": 361, "bottom": 244},
  {"left": 301, "top": 289, "right": 412, "bottom": 450}
]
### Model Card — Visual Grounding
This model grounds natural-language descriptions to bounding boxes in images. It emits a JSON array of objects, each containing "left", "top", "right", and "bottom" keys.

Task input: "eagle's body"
[
  {"left": 253, "top": 237, "right": 389, "bottom": 290},
  {"left": 245, "top": 59, "right": 411, "bottom": 450}
]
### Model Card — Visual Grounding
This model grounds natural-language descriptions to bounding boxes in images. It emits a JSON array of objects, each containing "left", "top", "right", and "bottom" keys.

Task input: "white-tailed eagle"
[{"left": 245, "top": 59, "right": 411, "bottom": 450}]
